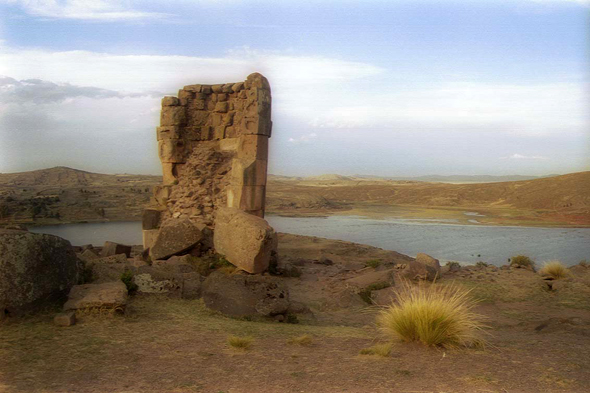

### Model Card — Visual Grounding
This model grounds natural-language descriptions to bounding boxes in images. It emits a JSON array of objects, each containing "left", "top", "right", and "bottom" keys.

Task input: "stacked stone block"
[{"left": 145, "top": 73, "right": 272, "bottom": 247}]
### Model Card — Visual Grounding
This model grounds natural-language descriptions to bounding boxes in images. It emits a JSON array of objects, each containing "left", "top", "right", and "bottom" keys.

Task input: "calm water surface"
[{"left": 29, "top": 216, "right": 590, "bottom": 266}]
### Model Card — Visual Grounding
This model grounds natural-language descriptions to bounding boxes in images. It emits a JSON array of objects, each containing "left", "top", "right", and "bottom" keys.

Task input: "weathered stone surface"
[
  {"left": 145, "top": 73, "right": 272, "bottom": 230},
  {"left": 63, "top": 281, "right": 127, "bottom": 311},
  {"left": 0, "top": 230, "right": 80, "bottom": 315},
  {"left": 78, "top": 248, "right": 99, "bottom": 263},
  {"left": 101, "top": 241, "right": 132, "bottom": 258},
  {"left": 94, "top": 253, "right": 128, "bottom": 264},
  {"left": 142, "top": 209, "right": 162, "bottom": 230},
  {"left": 142, "top": 229, "right": 159, "bottom": 250},
  {"left": 202, "top": 271, "right": 289, "bottom": 317},
  {"left": 149, "top": 218, "right": 203, "bottom": 260},
  {"left": 54, "top": 311, "right": 76, "bottom": 327},
  {"left": 345, "top": 269, "right": 396, "bottom": 289},
  {"left": 405, "top": 253, "right": 441, "bottom": 281},
  {"left": 213, "top": 208, "right": 275, "bottom": 273}
]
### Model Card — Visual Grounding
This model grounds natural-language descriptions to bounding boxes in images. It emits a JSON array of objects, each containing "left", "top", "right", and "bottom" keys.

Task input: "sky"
[{"left": 0, "top": 0, "right": 588, "bottom": 177}]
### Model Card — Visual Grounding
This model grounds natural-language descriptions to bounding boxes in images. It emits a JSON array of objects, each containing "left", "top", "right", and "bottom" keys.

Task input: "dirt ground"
[{"left": 2, "top": 234, "right": 590, "bottom": 393}]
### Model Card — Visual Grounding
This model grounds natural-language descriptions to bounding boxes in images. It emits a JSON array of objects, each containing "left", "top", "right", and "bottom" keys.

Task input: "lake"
[{"left": 29, "top": 216, "right": 590, "bottom": 267}]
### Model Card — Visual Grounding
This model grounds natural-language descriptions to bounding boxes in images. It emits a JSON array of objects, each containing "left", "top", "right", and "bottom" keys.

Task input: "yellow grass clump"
[
  {"left": 227, "top": 335, "right": 253, "bottom": 350},
  {"left": 287, "top": 334, "right": 314, "bottom": 346},
  {"left": 539, "top": 261, "right": 570, "bottom": 280},
  {"left": 376, "top": 282, "right": 486, "bottom": 348}
]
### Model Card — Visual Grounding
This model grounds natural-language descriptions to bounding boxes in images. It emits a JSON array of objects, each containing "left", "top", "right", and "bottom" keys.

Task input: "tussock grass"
[
  {"left": 365, "top": 259, "right": 381, "bottom": 269},
  {"left": 539, "top": 261, "right": 570, "bottom": 280},
  {"left": 227, "top": 335, "right": 253, "bottom": 350},
  {"left": 287, "top": 334, "right": 313, "bottom": 346},
  {"left": 377, "top": 282, "right": 486, "bottom": 348},
  {"left": 359, "top": 342, "right": 392, "bottom": 357}
]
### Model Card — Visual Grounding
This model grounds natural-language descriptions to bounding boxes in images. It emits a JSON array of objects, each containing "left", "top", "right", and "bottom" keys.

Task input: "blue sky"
[{"left": 0, "top": 0, "right": 588, "bottom": 176}]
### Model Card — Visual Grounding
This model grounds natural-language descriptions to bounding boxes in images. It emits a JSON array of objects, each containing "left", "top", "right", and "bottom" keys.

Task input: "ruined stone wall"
[{"left": 149, "top": 73, "right": 272, "bottom": 234}]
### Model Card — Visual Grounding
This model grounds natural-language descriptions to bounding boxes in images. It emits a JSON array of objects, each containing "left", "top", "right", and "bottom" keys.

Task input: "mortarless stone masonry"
[{"left": 143, "top": 73, "right": 272, "bottom": 248}]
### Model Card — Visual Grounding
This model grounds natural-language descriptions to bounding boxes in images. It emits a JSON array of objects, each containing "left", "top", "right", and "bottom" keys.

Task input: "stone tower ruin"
[{"left": 142, "top": 73, "right": 275, "bottom": 273}]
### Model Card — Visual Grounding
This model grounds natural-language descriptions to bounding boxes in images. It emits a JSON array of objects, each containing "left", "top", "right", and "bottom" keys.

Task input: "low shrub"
[
  {"left": 227, "top": 335, "right": 253, "bottom": 350},
  {"left": 120, "top": 269, "right": 138, "bottom": 293},
  {"left": 366, "top": 259, "right": 381, "bottom": 269},
  {"left": 359, "top": 342, "right": 392, "bottom": 357},
  {"left": 376, "top": 282, "right": 486, "bottom": 348},
  {"left": 287, "top": 334, "right": 313, "bottom": 346},
  {"left": 539, "top": 261, "right": 569, "bottom": 280},
  {"left": 445, "top": 261, "right": 461, "bottom": 270},
  {"left": 510, "top": 255, "right": 535, "bottom": 270},
  {"left": 475, "top": 261, "right": 490, "bottom": 268}
]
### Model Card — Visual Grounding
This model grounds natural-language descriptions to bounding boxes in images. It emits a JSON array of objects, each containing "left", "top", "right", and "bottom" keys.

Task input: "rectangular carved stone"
[
  {"left": 158, "top": 139, "right": 186, "bottom": 163},
  {"left": 238, "top": 135, "right": 268, "bottom": 160},
  {"left": 157, "top": 126, "right": 181, "bottom": 141},
  {"left": 231, "top": 159, "right": 267, "bottom": 186},
  {"left": 240, "top": 116, "right": 271, "bottom": 136},
  {"left": 161, "top": 106, "right": 186, "bottom": 126}
]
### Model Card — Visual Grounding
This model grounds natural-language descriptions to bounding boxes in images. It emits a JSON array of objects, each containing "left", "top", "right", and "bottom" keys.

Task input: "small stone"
[
  {"left": 162, "top": 96, "right": 180, "bottom": 106},
  {"left": 54, "top": 311, "right": 76, "bottom": 327}
]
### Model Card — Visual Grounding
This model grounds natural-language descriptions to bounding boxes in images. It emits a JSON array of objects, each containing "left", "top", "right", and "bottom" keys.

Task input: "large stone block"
[
  {"left": 240, "top": 116, "right": 272, "bottom": 137},
  {"left": 142, "top": 229, "right": 159, "bottom": 250},
  {"left": 245, "top": 72, "right": 271, "bottom": 90},
  {"left": 63, "top": 281, "right": 128, "bottom": 311},
  {"left": 231, "top": 158, "right": 268, "bottom": 186},
  {"left": 158, "top": 139, "right": 186, "bottom": 163},
  {"left": 160, "top": 106, "right": 186, "bottom": 126},
  {"left": 101, "top": 241, "right": 132, "bottom": 258},
  {"left": 150, "top": 218, "right": 204, "bottom": 260},
  {"left": 142, "top": 209, "right": 162, "bottom": 230},
  {"left": 0, "top": 230, "right": 80, "bottom": 315},
  {"left": 161, "top": 163, "right": 176, "bottom": 185},
  {"left": 213, "top": 207, "right": 275, "bottom": 273},
  {"left": 162, "top": 96, "right": 180, "bottom": 106},
  {"left": 202, "top": 271, "right": 289, "bottom": 317},
  {"left": 156, "top": 126, "right": 181, "bottom": 140},
  {"left": 237, "top": 134, "right": 269, "bottom": 160},
  {"left": 228, "top": 185, "right": 266, "bottom": 211}
]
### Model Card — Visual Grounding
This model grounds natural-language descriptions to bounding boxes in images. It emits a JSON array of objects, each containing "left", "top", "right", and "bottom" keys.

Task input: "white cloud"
[
  {"left": 4, "top": 0, "right": 168, "bottom": 21},
  {"left": 501, "top": 153, "right": 549, "bottom": 160},
  {"left": 287, "top": 133, "right": 318, "bottom": 144}
]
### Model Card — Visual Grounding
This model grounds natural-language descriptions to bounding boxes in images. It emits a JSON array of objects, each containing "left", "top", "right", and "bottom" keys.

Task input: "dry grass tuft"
[
  {"left": 377, "top": 281, "right": 487, "bottom": 348},
  {"left": 359, "top": 342, "right": 392, "bottom": 357},
  {"left": 510, "top": 255, "right": 535, "bottom": 270},
  {"left": 287, "top": 334, "right": 314, "bottom": 346},
  {"left": 539, "top": 261, "right": 570, "bottom": 280},
  {"left": 227, "top": 335, "right": 253, "bottom": 350}
]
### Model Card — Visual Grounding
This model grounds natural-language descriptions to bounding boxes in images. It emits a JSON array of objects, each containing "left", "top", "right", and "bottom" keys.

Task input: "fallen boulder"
[
  {"left": 405, "top": 253, "right": 441, "bottom": 281},
  {"left": 202, "top": 270, "right": 289, "bottom": 317},
  {"left": 150, "top": 218, "right": 203, "bottom": 260},
  {"left": 63, "top": 281, "right": 127, "bottom": 311},
  {"left": 213, "top": 207, "right": 275, "bottom": 273},
  {"left": 0, "top": 229, "right": 80, "bottom": 315},
  {"left": 101, "top": 241, "right": 132, "bottom": 258}
]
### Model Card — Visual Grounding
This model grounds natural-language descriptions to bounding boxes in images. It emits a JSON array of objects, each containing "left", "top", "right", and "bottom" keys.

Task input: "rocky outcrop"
[
  {"left": 63, "top": 281, "right": 128, "bottom": 311},
  {"left": 149, "top": 218, "right": 203, "bottom": 260},
  {"left": 213, "top": 207, "right": 275, "bottom": 273},
  {"left": 101, "top": 241, "right": 132, "bottom": 258},
  {"left": 0, "top": 229, "right": 80, "bottom": 315},
  {"left": 405, "top": 253, "right": 441, "bottom": 281},
  {"left": 202, "top": 270, "right": 289, "bottom": 318}
]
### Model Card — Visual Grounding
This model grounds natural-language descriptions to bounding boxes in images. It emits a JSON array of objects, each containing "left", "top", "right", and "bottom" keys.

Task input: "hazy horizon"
[{"left": 1, "top": 0, "right": 588, "bottom": 178}]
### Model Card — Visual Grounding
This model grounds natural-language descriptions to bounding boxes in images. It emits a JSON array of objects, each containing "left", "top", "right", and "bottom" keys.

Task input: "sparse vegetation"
[
  {"left": 445, "top": 261, "right": 461, "bottom": 270},
  {"left": 210, "top": 254, "right": 234, "bottom": 270},
  {"left": 120, "top": 269, "right": 138, "bottom": 293},
  {"left": 539, "top": 261, "right": 570, "bottom": 280},
  {"left": 359, "top": 342, "right": 392, "bottom": 357},
  {"left": 475, "top": 261, "right": 490, "bottom": 268},
  {"left": 377, "top": 282, "right": 486, "bottom": 348},
  {"left": 510, "top": 255, "right": 535, "bottom": 270},
  {"left": 365, "top": 259, "right": 381, "bottom": 268},
  {"left": 287, "top": 334, "right": 313, "bottom": 346},
  {"left": 227, "top": 335, "right": 253, "bottom": 350}
]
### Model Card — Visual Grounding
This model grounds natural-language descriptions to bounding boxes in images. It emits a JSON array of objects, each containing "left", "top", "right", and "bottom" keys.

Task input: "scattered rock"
[
  {"left": 404, "top": 253, "right": 441, "bottom": 281},
  {"left": 78, "top": 248, "right": 100, "bottom": 263},
  {"left": 314, "top": 256, "right": 333, "bottom": 266},
  {"left": 150, "top": 218, "right": 203, "bottom": 260},
  {"left": 101, "top": 241, "right": 132, "bottom": 258},
  {"left": 63, "top": 281, "right": 127, "bottom": 312},
  {"left": 202, "top": 270, "right": 289, "bottom": 317},
  {"left": 94, "top": 254, "right": 128, "bottom": 264},
  {"left": 213, "top": 207, "right": 275, "bottom": 274},
  {"left": 0, "top": 229, "right": 80, "bottom": 315},
  {"left": 54, "top": 311, "right": 76, "bottom": 327},
  {"left": 371, "top": 287, "right": 397, "bottom": 306}
]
